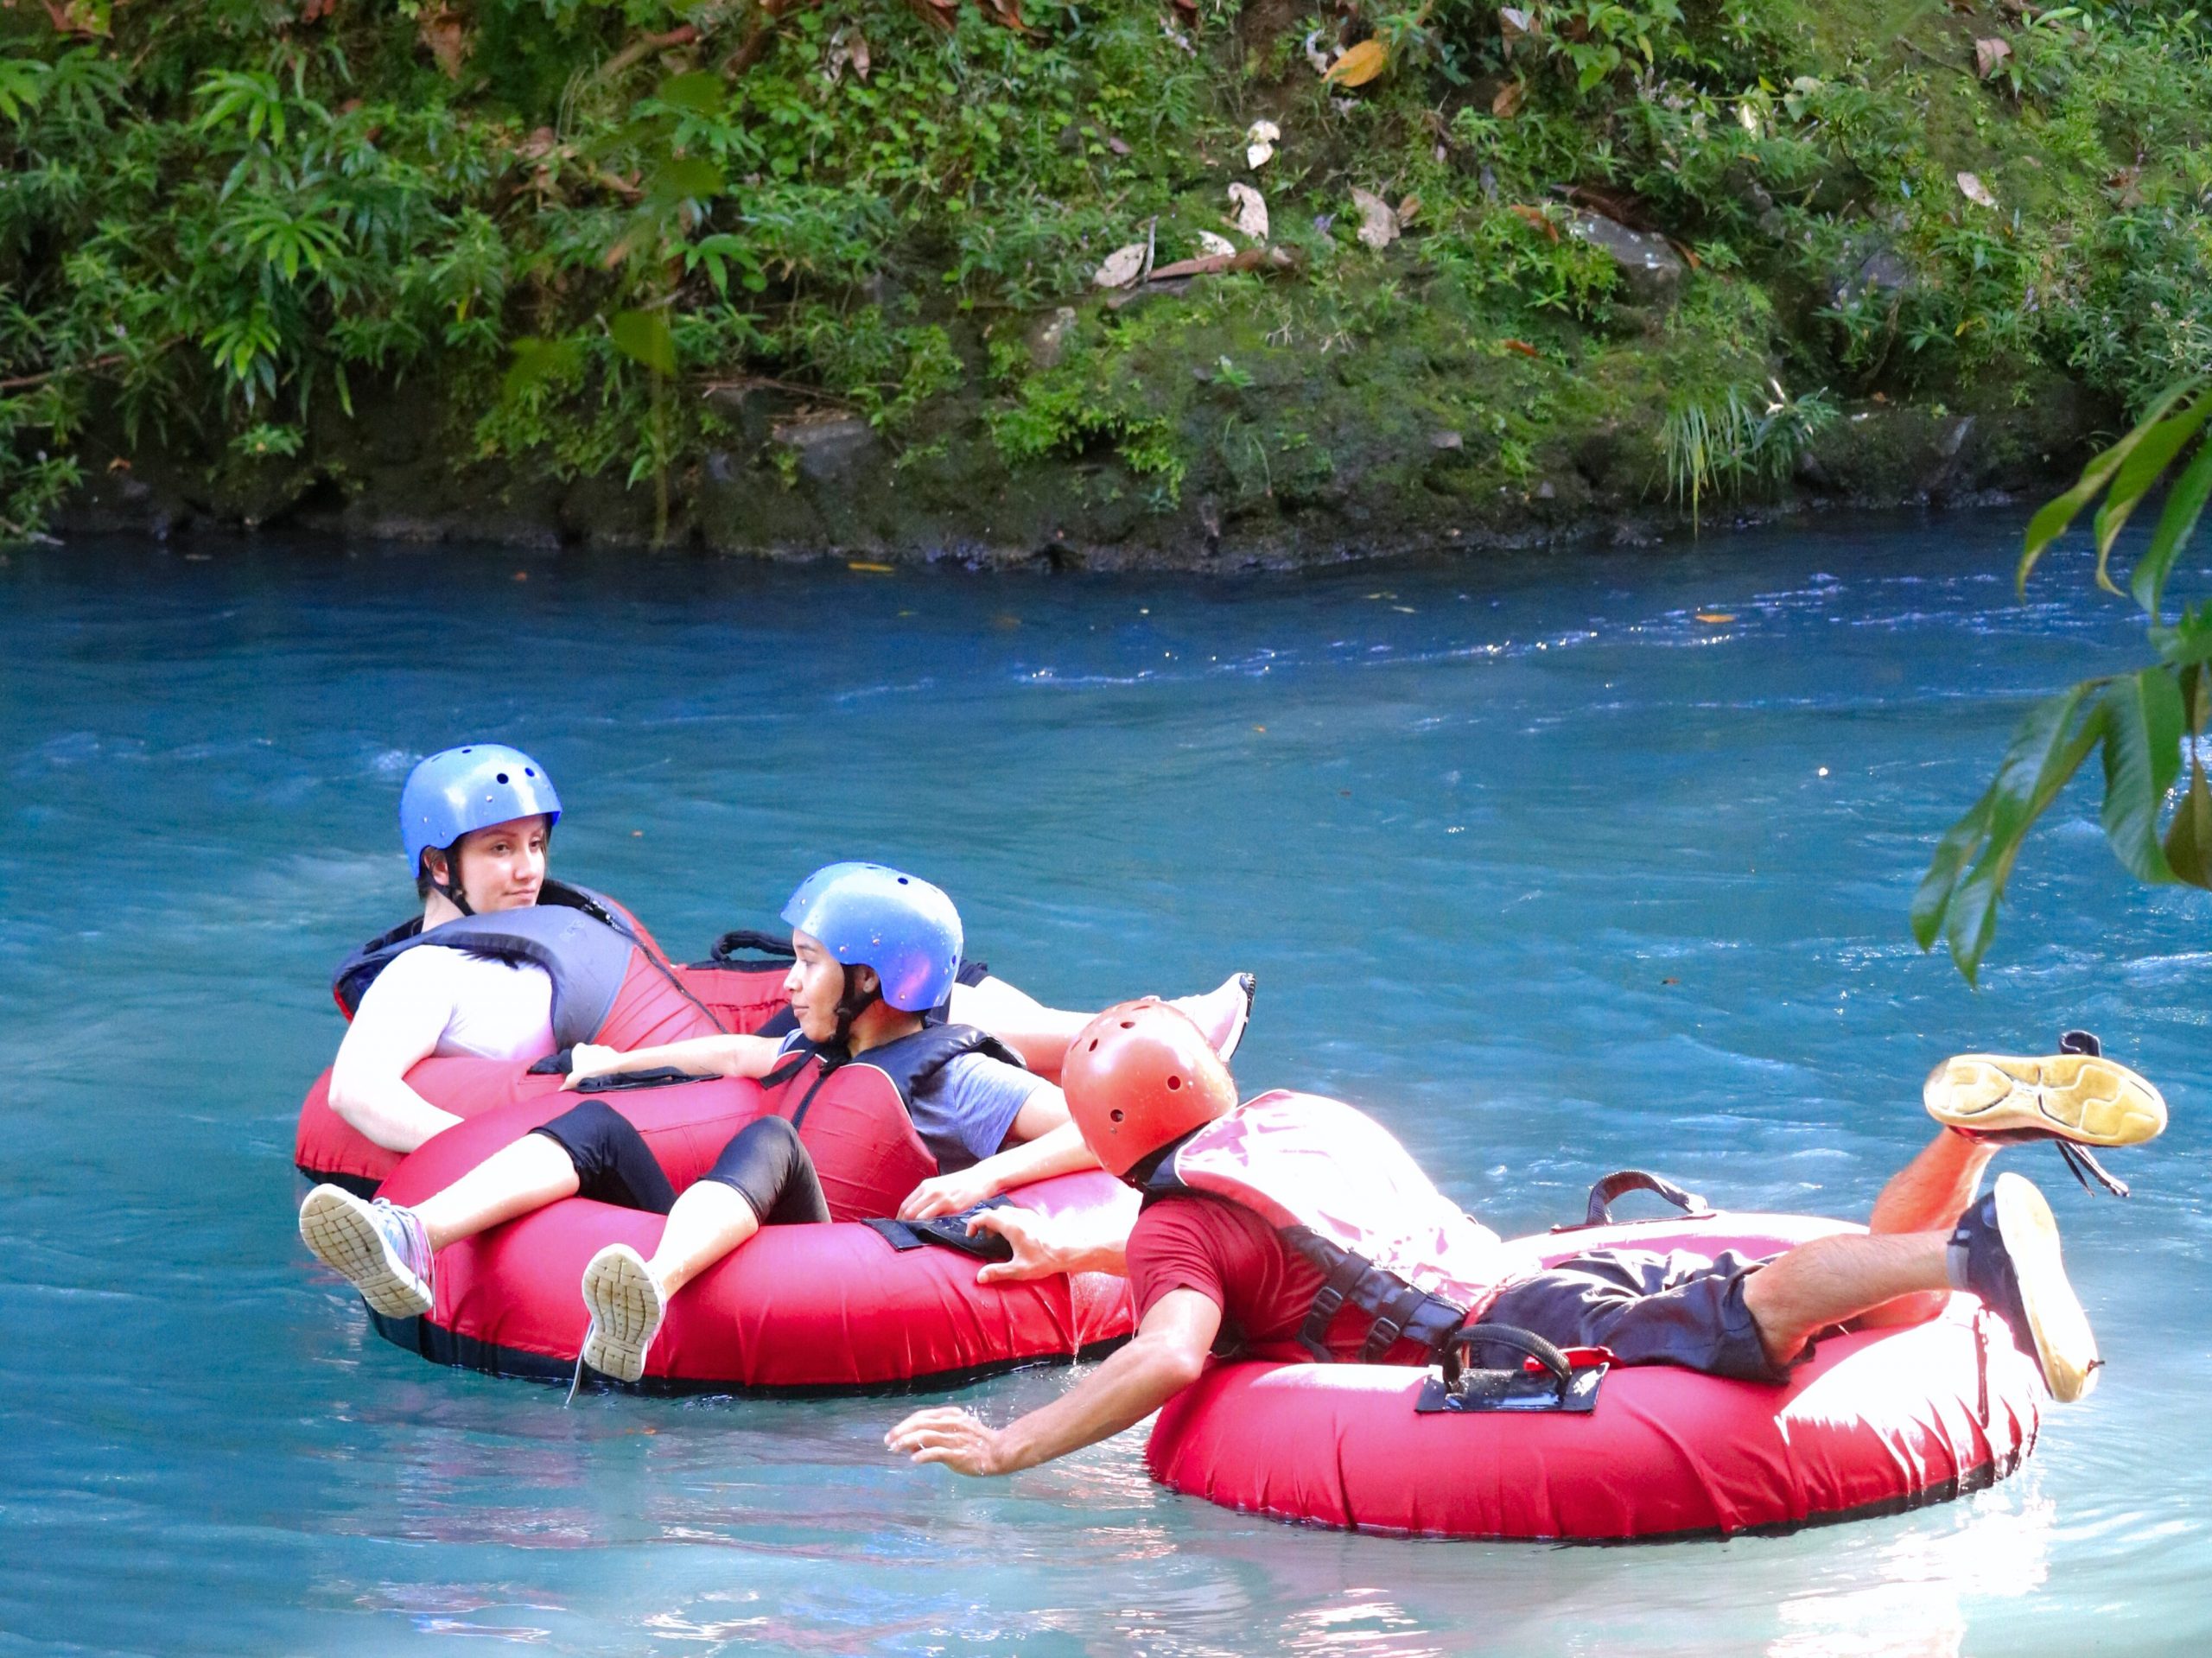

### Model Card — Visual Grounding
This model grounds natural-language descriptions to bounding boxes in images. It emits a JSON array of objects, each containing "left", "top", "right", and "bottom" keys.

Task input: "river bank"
[
  {"left": 8, "top": 3, "right": 2205, "bottom": 566},
  {"left": 57, "top": 372, "right": 2100, "bottom": 571}
]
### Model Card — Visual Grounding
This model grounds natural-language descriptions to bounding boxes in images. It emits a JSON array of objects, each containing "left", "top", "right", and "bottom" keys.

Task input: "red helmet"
[{"left": 1063, "top": 1000, "right": 1239, "bottom": 1179}]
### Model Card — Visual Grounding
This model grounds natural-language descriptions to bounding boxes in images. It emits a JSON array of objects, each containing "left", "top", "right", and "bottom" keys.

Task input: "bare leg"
[
  {"left": 641, "top": 1181, "right": 760, "bottom": 1297},
  {"left": 413, "top": 1132, "right": 582, "bottom": 1249},
  {"left": 1741, "top": 1230, "right": 1954, "bottom": 1365},
  {"left": 949, "top": 973, "right": 1254, "bottom": 1074},
  {"left": 1846, "top": 1130, "right": 1998, "bottom": 1331},
  {"left": 1869, "top": 1130, "right": 1997, "bottom": 1235},
  {"left": 949, "top": 976, "right": 1080, "bottom": 1073}
]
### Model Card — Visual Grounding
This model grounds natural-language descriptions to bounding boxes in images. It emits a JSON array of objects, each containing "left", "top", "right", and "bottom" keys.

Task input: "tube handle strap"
[
  {"left": 1441, "top": 1322, "right": 1573, "bottom": 1395},
  {"left": 708, "top": 929, "right": 798, "bottom": 965},
  {"left": 1569, "top": 1168, "right": 1713, "bottom": 1230}
]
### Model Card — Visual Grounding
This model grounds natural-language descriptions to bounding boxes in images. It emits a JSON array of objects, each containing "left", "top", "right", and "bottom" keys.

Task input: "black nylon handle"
[
  {"left": 1581, "top": 1168, "right": 1711, "bottom": 1229},
  {"left": 708, "top": 928, "right": 798, "bottom": 964},
  {"left": 1441, "top": 1322, "right": 1574, "bottom": 1394}
]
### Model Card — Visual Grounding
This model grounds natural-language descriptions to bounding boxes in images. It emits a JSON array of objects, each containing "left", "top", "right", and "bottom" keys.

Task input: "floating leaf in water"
[
  {"left": 1228, "top": 182, "right": 1269, "bottom": 242},
  {"left": 1324, "top": 39, "right": 1389, "bottom": 86},
  {"left": 1093, "top": 243, "right": 1148, "bottom": 289},
  {"left": 849, "top": 561, "right": 896, "bottom": 573},
  {"left": 1956, "top": 170, "right": 1998, "bottom": 208},
  {"left": 1351, "top": 187, "right": 1400, "bottom": 249},
  {"left": 1974, "top": 36, "right": 2011, "bottom": 78},
  {"left": 1695, "top": 611, "right": 1736, "bottom": 623},
  {"left": 1246, "top": 119, "right": 1281, "bottom": 168}
]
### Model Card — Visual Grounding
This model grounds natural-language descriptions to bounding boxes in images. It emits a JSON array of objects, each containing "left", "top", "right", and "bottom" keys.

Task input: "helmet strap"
[
  {"left": 426, "top": 843, "right": 475, "bottom": 918},
  {"left": 829, "top": 966, "right": 881, "bottom": 1057}
]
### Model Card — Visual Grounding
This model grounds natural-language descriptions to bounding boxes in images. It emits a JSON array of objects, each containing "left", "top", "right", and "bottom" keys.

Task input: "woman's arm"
[
  {"left": 566, "top": 1032, "right": 789, "bottom": 1087},
  {"left": 897, "top": 1118, "right": 1101, "bottom": 1220},
  {"left": 327, "top": 962, "right": 465, "bottom": 1154},
  {"left": 896, "top": 1078, "right": 1086, "bottom": 1220}
]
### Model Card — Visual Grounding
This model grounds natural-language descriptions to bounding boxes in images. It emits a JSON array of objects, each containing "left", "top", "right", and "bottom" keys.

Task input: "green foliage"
[
  {"left": 1656, "top": 379, "right": 1834, "bottom": 527},
  {"left": 0, "top": 0, "right": 2207, "bottom": 542},
  {"left": 1916, "top": 381, "right": 2212, "bottom": 982}
]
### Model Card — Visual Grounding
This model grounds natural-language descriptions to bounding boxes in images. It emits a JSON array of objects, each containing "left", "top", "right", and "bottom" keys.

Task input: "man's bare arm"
[{"left": 883, "top": 1290, "right": 1221, "bottom": 1476}]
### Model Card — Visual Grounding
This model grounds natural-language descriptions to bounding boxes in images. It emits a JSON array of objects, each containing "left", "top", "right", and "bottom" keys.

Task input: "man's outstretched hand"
[
  {"left": 966, "top": 1208, "right": 1069, "bottom": 1284},
  {"left": 886, "top": 1407, "right": 1007, "bottom": 1477},
  {"left": 883, "top": 1289, "right": 1224, "bottom": 1482}
]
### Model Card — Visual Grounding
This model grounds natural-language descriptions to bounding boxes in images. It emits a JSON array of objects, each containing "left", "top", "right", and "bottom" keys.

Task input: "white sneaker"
[
  {"left": 1170, "top": 973, "right": 1256, "bottom": 1062},
  {"left": 579, "top": 1243, "right": 666, "bottom": 1384},
  {"left": 299, "top": 1185, "right": 434, "bottom": 1318}
]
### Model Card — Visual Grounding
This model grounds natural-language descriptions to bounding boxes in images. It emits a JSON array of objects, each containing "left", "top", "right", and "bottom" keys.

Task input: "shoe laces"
[
  {"left": 566, "top": 1332, "right": 593, "bottom": 1407},
  {"left": 373, "top": 1198, "right": 437, "bottom": 1304},
  {"left": 2055, "top": 1138, "right": 2129, "bottom": 1198}
]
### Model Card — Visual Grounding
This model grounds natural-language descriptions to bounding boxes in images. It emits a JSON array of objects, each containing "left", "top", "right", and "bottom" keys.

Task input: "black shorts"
[{"left": 1472, "top": 1248, "right": 1792, "bottom": 1384}]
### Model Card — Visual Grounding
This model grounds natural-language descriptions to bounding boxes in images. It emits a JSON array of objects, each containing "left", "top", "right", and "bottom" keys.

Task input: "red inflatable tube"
[
  {"left": 296, "top": 950, "right": 785, "bottom": 1196},
  {"left": 353, "top": 1064, "right": 1137, "bottom": 1392},
  {"left": 1145, "top": 1215, "right": 2042, "bottom": 1540},
  {"left": 296, "top": 1058, "right": 571, "bottom": 1195}
]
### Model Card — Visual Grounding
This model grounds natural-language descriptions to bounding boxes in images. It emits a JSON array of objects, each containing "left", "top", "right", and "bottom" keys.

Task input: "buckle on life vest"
[{"left": 1415, "top": 1324, "right": 1610, "bottom": 1415}]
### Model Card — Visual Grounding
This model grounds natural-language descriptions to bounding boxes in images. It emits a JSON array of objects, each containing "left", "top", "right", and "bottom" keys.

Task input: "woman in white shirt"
[{"left": 327, "top": 746, "right": 563, "bottom": 1153}]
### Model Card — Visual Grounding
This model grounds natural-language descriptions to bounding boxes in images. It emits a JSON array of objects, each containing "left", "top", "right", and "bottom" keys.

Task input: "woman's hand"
[
  {"left": 897, "top": 1167, "right": 997, "bottom": 1221},
  {"left": 563, "top": 1042, "right": 621, "bottom": 1090},
  {"left": 884, "top": 1407, "right": 1008, "bottom": 1477}
]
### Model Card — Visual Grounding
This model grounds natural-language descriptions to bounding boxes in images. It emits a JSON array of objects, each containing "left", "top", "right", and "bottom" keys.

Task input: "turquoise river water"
[{"left": 3, "top": 517, "right": 2208, "bottom": 1656}]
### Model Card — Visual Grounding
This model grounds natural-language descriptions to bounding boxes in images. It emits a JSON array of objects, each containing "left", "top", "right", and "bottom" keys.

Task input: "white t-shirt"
[{"left": 350, "top": 943, "right": 557, "bottom": 1062}]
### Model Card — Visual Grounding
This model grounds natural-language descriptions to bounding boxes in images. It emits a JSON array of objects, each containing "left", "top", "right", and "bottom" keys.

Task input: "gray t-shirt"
[
  {"left": 910, "top": 1052, "right": 1048, "bottom": 1173},
  {"left": 775, "top": 1032, "right": 1046, "bottom": 1173}
]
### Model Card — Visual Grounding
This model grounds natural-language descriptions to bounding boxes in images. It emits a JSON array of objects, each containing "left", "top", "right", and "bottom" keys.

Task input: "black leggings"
[{"left": 531, "top": 1102, "right": 830, "bottom": 1227}]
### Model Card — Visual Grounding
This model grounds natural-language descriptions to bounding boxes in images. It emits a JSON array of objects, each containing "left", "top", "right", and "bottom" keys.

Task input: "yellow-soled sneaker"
[
  {"left": 1924, "top": 1050, "right": 2166, "bottom": 1148},
  {"left": 1951, "top": 1172, "right": 2101, "bottom": 1404}
]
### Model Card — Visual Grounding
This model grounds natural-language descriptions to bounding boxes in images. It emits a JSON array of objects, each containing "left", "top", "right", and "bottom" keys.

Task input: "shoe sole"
[
  {"left": 1925, "top": 1052, "right": 2166, "bottom": 1147},
  {"left": 580, "top": 1245, "right": 664, "bottom": 1384},
  {"left": 298, "top": 1186, "right": 432, "bottom": 1319},
  {"left": 1991, "top": 1172, "right": 2100, "bottom": 1404}
]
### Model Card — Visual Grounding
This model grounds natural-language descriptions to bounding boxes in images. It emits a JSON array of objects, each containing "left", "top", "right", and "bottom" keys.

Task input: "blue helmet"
[
  {"left": 400, "top": 745, "right": 563, "bottom": 879},
  {"left": 781, "top": 861, "right": 963, "bottom": 1013}
]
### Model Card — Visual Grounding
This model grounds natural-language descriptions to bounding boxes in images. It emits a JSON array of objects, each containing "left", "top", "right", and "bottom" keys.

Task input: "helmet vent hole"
[
  {"left": 1109, "top": 1109, "right": 1125, "bottom": 1123},
  {"left": 495, "top": 772, "right": 510, "bottom": 784},
  {"left": 1086, "top": 1038, "right": 1099, "bottom": 1051},
  {"left": 896, "top": 876, "right": 909, "bottom": 884},
  {"left": 1166, "top": 1076, "right": 1182, "bottom": 1090},
  {"left": 524, "top": 767, "right": 536, "bottom": 777},
  {"left": 1119, "top": 1020, "right": 1135, "bottom": 1030}
]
